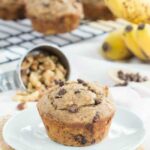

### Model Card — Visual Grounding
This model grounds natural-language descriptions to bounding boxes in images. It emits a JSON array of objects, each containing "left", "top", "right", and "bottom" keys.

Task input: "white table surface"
[{"left": 0, "top": 35, "right": 150, "bottom": 150}]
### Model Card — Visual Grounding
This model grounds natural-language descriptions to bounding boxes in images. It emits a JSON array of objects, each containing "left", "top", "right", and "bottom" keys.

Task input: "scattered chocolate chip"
[
  {"left": 95, "top": 99, "right": 101, "bottom": 105},
  {"left": 125, "top": 25, "right": 133, "bottom": 32},
  {"left": 74, "top": 135, "right": 87, "bottom": 145},
  {"left": 68, "top": 104, "right": 78, "bottom": 113},
  {"left": 17, "top": 103, "right": 27, "bottom": 111},
  {"left": 86, "top": 124, "right": 93, "bottom": 133},
  {"left": 114, "top": 82, "right": 128, "bottom": 87},
  {"left": 102, "top": 42, "right": 111, "bottom": 52},
  {"left": 93, "top": 112, "right": 100, "bottom": 123},
  {"left": 117, "top": 70, "right": 148, "bottom": 84},
  {"left": 74, "top": 90, "right": 80, "bottom": 94},
  {"left": 58, "top": 88, "right": 67, "bottom": 96},
  {"left": 138, "top": 23, "right": 145, "bottom": 30}
]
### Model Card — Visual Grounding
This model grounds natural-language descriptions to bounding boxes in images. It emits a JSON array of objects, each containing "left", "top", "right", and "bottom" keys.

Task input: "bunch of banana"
[
  {"left": 101, "top": 23, "right": 150, "bottom": 61},
  {"left": 101, "top": 29, "right": 132, "bottom": 61},
  {"left": 104, "top": 0, "right": 150, "bottom": 24}
]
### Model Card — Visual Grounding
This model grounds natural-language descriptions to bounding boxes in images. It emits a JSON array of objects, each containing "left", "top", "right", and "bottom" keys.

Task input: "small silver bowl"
[{"left": 0, "top": 44, "right": 71, "bottom": 92}]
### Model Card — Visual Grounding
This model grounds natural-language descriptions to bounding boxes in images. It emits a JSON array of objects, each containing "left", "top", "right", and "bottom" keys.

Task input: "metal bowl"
[{"left": 18, "top": 44, "right": 71, "bottom": 90}]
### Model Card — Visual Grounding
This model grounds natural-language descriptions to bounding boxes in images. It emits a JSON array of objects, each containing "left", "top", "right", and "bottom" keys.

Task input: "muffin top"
[
  {"left": 38, "top": 80, "right": 115, "bottom": 124},
  {"left": 25, "top": 0, "right": 83, "bottom": 20}
]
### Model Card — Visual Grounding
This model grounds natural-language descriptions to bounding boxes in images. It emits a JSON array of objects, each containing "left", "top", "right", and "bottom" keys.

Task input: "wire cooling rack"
[{"left": 0, "top": 19, "right": 128, "bottom": 65}]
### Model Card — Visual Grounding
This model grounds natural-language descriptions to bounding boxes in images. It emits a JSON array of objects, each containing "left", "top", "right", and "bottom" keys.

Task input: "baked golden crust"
[
  {"left": 0, "top": 0, "right": 25, "bottom": 20},
  {"left": 81, "top": 0, "right": 115, "bottom": 20},
  {"left": 25, "top": 0, "right": 83, "bottom": 34},
  {"left": 37, "top": 80, "right": 115, "bottom": 146}
]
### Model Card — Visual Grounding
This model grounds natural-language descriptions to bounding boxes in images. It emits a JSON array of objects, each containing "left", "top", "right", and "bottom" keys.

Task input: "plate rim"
[{"left": 3, "top": 106, "right": 146, "bottom": 150}]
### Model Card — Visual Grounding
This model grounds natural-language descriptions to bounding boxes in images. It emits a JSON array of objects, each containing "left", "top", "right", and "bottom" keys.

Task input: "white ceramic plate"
[{"left": 3, "top": 106, "right": 145, "bottom": 150}]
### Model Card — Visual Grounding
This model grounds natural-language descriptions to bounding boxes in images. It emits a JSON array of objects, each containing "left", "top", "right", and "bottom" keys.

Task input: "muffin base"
[
  {"left": 29, "top": 14, "right": 81, "bottom": 35},
  {"left": 0, "top": 7, "right": 25, "bottom": 20},
  {"left": 83, "top": 3, "right": 115, "bottom": 21},
  {"left": 39, "top": 110, "right": 114, "bottom": 147}
]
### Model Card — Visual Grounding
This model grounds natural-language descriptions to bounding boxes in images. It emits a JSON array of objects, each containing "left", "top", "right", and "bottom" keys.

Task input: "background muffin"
[
  {"left": 0, "top": 0, "right": 25, "bottom": 20},
  {"left": 81, "top": 0, "right": 115, "bottom": 20},
  {"left": 25, "top": 0, "right": 83, "bottom": 35},
  {"left": 37, "top": 80, "right": 115, "bottom": 146}
]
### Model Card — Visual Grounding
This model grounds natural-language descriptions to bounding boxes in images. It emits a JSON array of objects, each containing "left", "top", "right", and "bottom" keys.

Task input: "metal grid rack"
[{"left": 0, "top": 19, "right": 128, "bottom": 65}]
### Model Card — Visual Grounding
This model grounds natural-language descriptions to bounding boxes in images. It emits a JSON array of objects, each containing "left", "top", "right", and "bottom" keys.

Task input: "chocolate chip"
[
  {"left": 95, "top": 99, "right": 101, "bottom": 105},
  {"left": 125, "top": 25, "right": 133, "bottom": 32},
  {"left": 74, "top": 90, "right": 80, "bottom": 94},
  {"left": 42, "top": 2, "right": 49, "bottom": 7},
  {"left": 77, "top": 79, "right": 85, "bottom": 84},
  {"left": 58, "top": 88, "right": 67, "bottom": 96},
  {"left": 68, "top": 104, "right": 78, "bottom": 113},
  {"left": 77, "top": 79, "right": 87, "bottom": 86},
  {"left": 54, "top": 80, "right": 64, "bottom": 87},
  {"left": 74, "top": 135, "right": 87, "bottom": 145},
  {"left": 86, "top": 124, "right": 93, "bottom": 133},
  {"left": 117, "top": 70, "right": 148, "bottom": 84},
  {"left": 138, "top": 23, "right": 145, "bottom": 30},
  {"left": 91, "top": 139, "right": 96, "bottom": 144},
  {"left": 55, "top": 95, "right": 62, "bottom": 99},
  {"left": 114, "top": 82, "right": 128, "bottom": 87},
  {"left": 102, "top": 42, "right": 111, "bottom": 52},
  {"left": 46, "top": 125, "right": 49, "bottom": 131},
  {"left": 93, "top": 112, "right": 100, "bottom": 123},
  {"left": 89, "top": 89, "right": 95, "bottom": 93}
]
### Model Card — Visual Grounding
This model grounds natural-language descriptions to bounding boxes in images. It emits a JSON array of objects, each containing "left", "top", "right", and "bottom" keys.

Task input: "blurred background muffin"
[
  {"left": 24, "top": 0, "right": 84, "bottom": 35},
  {"left": 81, "top": 0, "right": 115, "bottom": 20},
  {"left": 0, "top": 0, "right": 25, "bottom": 20}
]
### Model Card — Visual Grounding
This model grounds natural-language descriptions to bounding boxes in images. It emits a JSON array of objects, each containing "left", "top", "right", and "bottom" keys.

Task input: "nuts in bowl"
[
  {"left": 21, "top": 53, "right": 67, "bottom": 91},
  {"left": 13, "top": 44, "right": 70, "bottom": 102}
]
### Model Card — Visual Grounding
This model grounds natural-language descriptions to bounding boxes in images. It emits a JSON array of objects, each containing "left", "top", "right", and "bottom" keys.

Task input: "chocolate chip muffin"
[
  {"left": 37, "top": 79, "right": 115, "bottom": 146},
  {"left": 25, "top": 0, "right": 83, "bottom": 35},
  {"left": 0, "top": 0, "right": 25, "bottom": 20},
  {"left": 81, "top": 0, "right": 115, "bottom": 20}
]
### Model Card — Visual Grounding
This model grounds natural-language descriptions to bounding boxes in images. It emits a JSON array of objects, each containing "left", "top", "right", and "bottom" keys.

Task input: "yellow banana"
[
  {"left": 104, "top": 0, "right": 124, "bottom": 18},
  {"left": 101, "top": 29, "right": 132, "bottom": 61},
  {"left": 104, "top": 0, "right": 150, "bottom": 24},
  {"left": 122, "top": 24, "right": 148, "bottom": 61},
  {"left": 136, "top": 24, "right": 150, "bottom": 59}
]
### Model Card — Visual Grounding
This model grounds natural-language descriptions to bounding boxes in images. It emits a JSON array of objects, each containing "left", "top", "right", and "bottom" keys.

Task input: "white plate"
[{"left": 3, "top": 106, "right": 145, "bottom": 150}]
